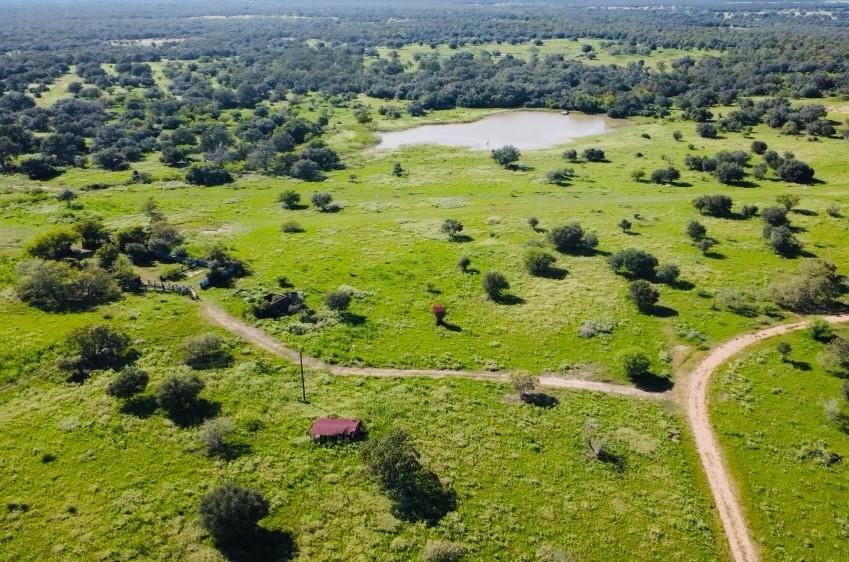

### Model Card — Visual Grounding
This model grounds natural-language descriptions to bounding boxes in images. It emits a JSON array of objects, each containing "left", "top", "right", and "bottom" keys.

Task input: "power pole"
[{"left": 299, "top": 350, "right": 307, "bottom": 403}]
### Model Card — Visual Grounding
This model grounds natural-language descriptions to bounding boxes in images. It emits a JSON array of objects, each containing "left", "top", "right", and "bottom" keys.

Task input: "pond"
[{"left": 376, "top": 110, "right": 626, "bottom": 151}]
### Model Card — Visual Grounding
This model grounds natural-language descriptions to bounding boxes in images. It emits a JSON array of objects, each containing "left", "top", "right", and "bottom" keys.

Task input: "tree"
[
  {"left": 289, "top": 158, "right": 321, "bottom": 180},
  {"left": 618, "top": 219, "right": 632, "bottom": 233},
  {"left": 156, "top": 373, "right": 205, "bottom": 418},
  {"left": 25, "top": 227, "right": 78, "bottom": 260},
  {"left": 582, "top": 148, "right": 605, "bottom": 162},
  {"left": 751, "top": 140, "right": 768, "bottom": 154},
  {"left": 547, "top": 222, "right": 597, "bottom": 254},
  {"left": 431, "top": 303, "right": 447, "bottom": 326},
  {"left": 15, "top": 259, "right": 119, "bottom": 312},
  {"left": 524, "top": 248, "right": 556, "bottom": 277},
  {"left": 686, "top": 220, "right": 707, "bottom": 242},
  {"left": 325, "top": 288, "right": 352, "bottom": 311},
  {"left": 94, "top": 148, "right": 129, "bottom": 171},
  {"left": 696, "top": 238, "right": 716, "bottom": 254},
  {"left": 65, "top": 324, "right": 132, "bottom": 372},
  {"left": 562, "top": 149, "right": 577, "bottom": 161},
  {"left": 199, "top": 417, "right": 235, "bottom": 457},
  {"left": 392, "top": 162, "right": 405, "bottom": 177},
  {"left": 761, "top": 206, "right": 789, "bottom": 226},
  {"left": 186, "top": 164, "right": 233, "bottom": 186},
  {"left": 650, "top": 167, "right": 680, "bottom": 185},
  {"left": 655, "top": 263, "right": 680, "bottom": 284},
  {"left": 482, "top": 271, "right": 509, "bottom": 300},
  {"left": 20, "top": 157, "right": 60, "bottom": 180},
  {"left": 528, "top": 216, "right": 539, "bottom": 230},
  {"left": 776, "top": 341, "right": 792, "bottom": 362},
  {"left": 779, "top": 159, "right": 815, "bottom": 184},
  {"left": 159, "top": 143, "right": 185, "bottom": 167},
  {"left": 441, "top": 219, "right": 464, "bottom": 240},
  {"left": 75, "top": 218, "right": 110, "bottom": 250},
  {"left": 696, "top": 122, "right": 717, "bottom": 138},
  {"left": 56, "top": 189, "right": 76, "bottom": 205},
  {"left": 621, "top": 350, "right": 651, "bottom": 379},
  {"left": 491, "top": 145, "right": 520, "bottom": 168},
  {"left": 766, "top": 225, "right": 803, "bottom": 256},
  {"left": 199, "top": 483, "right": 269, "bottom": 546},
  {"left": 311, "top": 191, "right": 333, "bottom": 211},
  {"left": 818, "top": 338, "right": 849, "bottom": 376},
  {"left": 714, "top": 162, "right": 744, "bottom": 185},
  {"left": 607, "top": 248, "right": 658, "bottom": 279},
  {"left": 673, "top": 130, "right": 683, "bottom": 141},
  {"left": 457, "top": 256, "right": 471, "bottom": 273},
  {"left": 183, "top": 333, "right": 231, "bottom": 369},
  {"left": 510, "top": 372, "right": 539, "bottom": 398},
  {"left": 278, "top": 190, "right": 301, "bottom": 209},
  {"left": 809, "top": 318, "right": 834, "bottom": 342},
  {"left": 776, "top": 194, "right": 800, "bottom": 211},
  {"left": 631, "top": 169, "right": 646, "bottom": 182},
  {"left": 692, "top": 194, "right": 733, "bottom": 217},
  {"left": 106, "top": 366, "right": 149, "bottom": 399},
  {"left": 546, "top": 168, "right": 574, "bottom": 185},
  {"left": 772, "top": 259, "right": 843, "bottom": 312},
  {"left": 629, "top": 280, "right": 659, "bottom": 312}
]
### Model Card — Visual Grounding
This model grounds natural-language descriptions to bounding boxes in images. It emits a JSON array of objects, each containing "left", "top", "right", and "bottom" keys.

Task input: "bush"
[
  {"left": 25, "top": 227, "right": 79, "bottom": 260},
  {"left": 106, "top": 366, "right": 148, "bottom": 399},
  {"left": 776, "top": 194, "right": 800, "bottom": 211},
  {"left": 608, "top": 248, "right": 658, "bottom": 279},
  {"left": 765, "top": 225, "right": 803, "bottom": 256},
  {"left": 183, "top": 333, "right": 231, "bottom": 369},
  {"left": 740, "top": 204, "right": 758, "bottom": 218},
  {"left": 578, "top": 319, "right": 614, "bottom": 338},
  {"left": 562, "top": 149, "right": 577, "bottom": 161},
  {"left": 818, "top": 338, "right": 849, "bottom": 376},
  {"left": 621, "top": 350, "right": 651, "bottom": 379},
  {"left": 527, "top": 216, "right": 539, "bottom": 230},
  {"left": 156, "top": 373, "right": 205, "bottom": 417},
  {"left": 523, "top": 248, "right": 557, "bottom": 277},
  {"left": 547, "top": 222, "right": 597, "bottom": 254},
  {"left": 772, "top": 259, "right": 843, "bottom": 311},
  {"left": 491, "top": 145, "right": 520, "bottom": 168},
  {"left": 422, "top": 541, "right": 467, "bottom": 562},
  {"left": 629, "top": 280, "right": 659, "bottom": 312},
  {"left": 779, "top": 159, "right": 815, "bottom": 184},
  {"left": 311, "top": 191, "right": 333, "bottom": 211},
  {"left": 696, "top": 238, "right": 716, "bottom": 254},
  {"left": 159, "top": 264, "right": 184, "bottom": 281},
  {"left": 456, "top": 256, "right": 471, "bottom": 272},
  {"left": 199, "top": 482, "right": 269, "bottom": 545},
  {"left": 713, "top": 162, "right": 744, "bottom": 184},
  {"left": 199, "top": 417, "right": 235, "bottom": 457},
  {"left": 440, "top": 219, "right": 463, "bottom": 240},
  {"left": 655, "top": 263, "right": 680, "bottom": 284},
  {"left": 582, "top": 148, "right": 605, "bottom": 162},
  {"left": 686, "top": 220, "right": 707, "bottom": 242},
  {"left": 809, "top": 318, "right": 835, "bottom": 342},
  {"left": 618, "top": 219, "right": 632, "bottom": 232},
  {"left": 510, "top": 372, "right": 539, "bottom": 397},
  {"left": 482, "top": 271, "right": 509, "bottom": 300},
  {"left": 186, "top": 164, "right": 233, "bottom": 186},
  {"left": 94, "top": 148, "right": 129, "bottom": 171},
  {"left": 15, "top": 260, "right": 120, "bottom": 312},
  {"left": 546, "top": 168, "right": 575, "bottom": 184},
  {"left": 278, "top": 189, "right": 301, "bottom": 209},
  {"left": 325, "top": 288, "right": 352, "bottom": 311},
  {"left": 696, "top": 122, "right": 717, "bottom": 138},
  {"left": 761, "top": 206, "right": 788, "bottom": 227},
  {"left": 281, "top": 220, "right": 304, "bottom": 233},
  {"left": 20, "top": 157, "right": 60, "bottom": 180},
  {"left": 751, "top": 140, "right": 768, "bottom": 154},
  {"left": 289, "top": 158, "right": 322, "bottom": 180},
  {"left": 650, "top": 167, "right": 680, "bottom": 185},
  {"left": 65, "top": 324, "right": 133, "bottom": 372},
  {"left": 692, "top": 194, "right": 733, "bottom": 217}
]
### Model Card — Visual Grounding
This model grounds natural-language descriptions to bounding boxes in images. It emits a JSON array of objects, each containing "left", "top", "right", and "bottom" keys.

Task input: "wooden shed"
[{"left": 309, "top": 417, "right": 363, "bottom": 441}]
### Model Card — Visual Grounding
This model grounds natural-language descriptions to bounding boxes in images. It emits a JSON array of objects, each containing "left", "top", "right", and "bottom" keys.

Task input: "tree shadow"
[
  {"left": 536, "top": 267, "right": 568, "bottom": 280},
  {"left": 463, "top": 267, "right": 480, "bottom": 275},
  {"left": 217, "top": 528, "right": 298, "bottom": 562},
  {"left": 520, "top": 392, "right": 559, "bottom": 408},
  {"left": 597, "top": 449, "right": 627, "bottom": 473},
  {"left": 440, "top": 322, "right": 462, "bottom": 332},
  {"left": 493, "top": 293, "right": 525, "bottom": 305},
  {"left": 285, "top": 203, "right": 309, "bottom": 211},
  {"left": 166, "top": 399, "right": 221, "bottom": 428},
  {"left": 214, "top": 442, "right": 253, "bottom": 461},
  {"left": 792, "top": 208, "right": 818, "bottom": 216},
  {"left": 624, "top": 231, "right": 641, "bottom": 236},
  {"left": 703, "top": 251, "right": 726, "bottom": 260},
  {"left": 787, "top": 360, "right": 812, "bottom": 371},
  {"left": 648, "top": 305, "right": 678, "bottom": 318},
  {"left": 630, "top": 372, "right": 674, "bottom": 393},
  {"left": 393, "top": 470, "right": 457, "bottom": 525},
  {"left": 340, "top": 312, "right": 367, "bottom": 326},
  {"left": 120, "top": 395, "right": 158, "bottom": 418},
  {"left": 669, "top": 181, "right": 693, "bottom": 188},
  {"left": 670, "top": 279, "right": 695, "bottom": 291},
  {"left": 449, "top": 234, "right": 473, "bottom": 243}
]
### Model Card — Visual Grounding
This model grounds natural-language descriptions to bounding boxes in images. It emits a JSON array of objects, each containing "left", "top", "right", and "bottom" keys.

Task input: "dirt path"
[
  {"left": 685, "top": 313, "right": 849, "bottom": 562},
  {"left": 201, "top": 301, "right": 665, "bottom": 400}
]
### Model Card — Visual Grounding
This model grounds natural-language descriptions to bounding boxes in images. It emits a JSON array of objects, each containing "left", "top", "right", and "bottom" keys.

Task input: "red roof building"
[{"left": 309, "top": 417, "right": 363, "bottom": 440}]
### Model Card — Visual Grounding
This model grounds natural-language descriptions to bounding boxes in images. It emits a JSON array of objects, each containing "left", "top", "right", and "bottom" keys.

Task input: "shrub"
[
  {"left": 183, "top": 333, "right": 231, "bottom": 369},
  {"left": 281, "top": 220, "right": 304, "bottom": 233},
  {"left": 686, "top": 220, "right": 706, "bottom": 242},
  {"left": 826, "top": 206, "right": 841, "bottom": 218},
  {"left": 186, "top": 164, "right": 233, "bottom": 186},
  {"left": 21, "top": 157, "right": 60, "bottom": 180},
  {"left": 456, "top": 256, "right": 471, "bottom": 272},
  {"left": 692, "top": 194, "right": 732, "bottom": 217},
  {"left": 440, "top": 219, "right": 463, "bottom": 240},
  {"left": 311, "top": 191, "right": 333, "bottom": 211},
  {"left": 578, "top": 319, "right": 614, "bottom": 338},
  {"left": 491, "top": 145, "right": 520, "bottom": 168},
  {"left": 740, "top": 204, "right": 758, "bottom": 218},
  {"left": 714, "top": 162, "right": 744, "bottom": 184},
  {"left": 618, "top": 219, "right": 632, "bottom": 232},
  {"left": 772, "top": 259, "right": 843, "bottom": 311},
  {"left": 94, "top": 148, "right": 129, "bottom": 171},
  {"left": 779, "top": 159, "right": 815, "bottom": 184},
  {"left": 156, "top": 373, "right": 204, "bottom": 417},
  {"left": 325, "top": 288, "right": 352, "bottom": 311},
  {"left": 289, "top": 158, "right": 322, "bottom": 180},
  {"left": 546, "top": 168, "right": 575, "bottom": 184},
  {"left": 818, "top": 338, "right": 849, "bottom": 376},
  {"left": 523, "top": 248, "right": 557, "bottom": 277},
  {"left": 776, "top": 194, "right": 800, "bottom": 211},
  {"left": 547, "top": 222, "right": 597, "bottom": 254},
  {"left": 25, "top": 227, "right": 79, "bottom": 260},
  {"left": 510, "top": 372, "right": 539, "bottom": 397},
  {"left": 751, "top": 140, "right": 768, "bottom": 154},
  {"left": 199, "top": 417, "right": 235, "bottom": 457},
  {"left": 650, "top": 167, "right": 680, "bottom": 185},
  {"left": 422, "top": 541, "right": 467, "bottom": 562},
  {"left": 106, "top": 366, "right": 148, "bottom": 399},
  {"left": 761, "top": 206, "right": 788, "bottom": 226},
  {"left": 527, "top": 216, "right": 539, "bottom": 230},
  {"left": 629, "top": 280, "right": 659, "bottom": 312},
  {"left": 631, "top": 169, "right": 646, "bottom": 182},
  {"left": 696, "top": 238, "right": 716, "bottom": 254},
  {"left": 608, "top": 248, "right": 658, "bottom": 279},
  {"left": 64, "top": 324, "right": 133, "bottom": 373},
  {"left": 621, "top": 350, "right": 651, "bottom": 379},
  {"left": 278, "top": 189, "right": 301, "bottom": 209},
  {"left": 199, "top": 483, "right": 269, "bottom": 545},
  {"left": 655, "top": 263, "right": 680, "bottom": 284},
  {"left": 809, "top": 318, "right": 835, "bottom": 342},
  {"left": 562, "top": 149, "right": 577, "bottom": 161},
  {"left": 482, "top": 271, "right": 509, "bottom": 300},
  {"left": 582, "top": 148, "right": 605, "bottom": 162},
  {"left": 765, "top": 225, "right": 803, "bottom": 256},
  {"left": 673, "top": 130, "right": 683, "bottom": 141},
  {"left": 696, "top": 122, "right": 717, "bottom": 138}
]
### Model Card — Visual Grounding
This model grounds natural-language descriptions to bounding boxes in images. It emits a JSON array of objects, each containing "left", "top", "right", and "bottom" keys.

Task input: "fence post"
[{"left": 299, "top": 351, "right": 307, "bottom": 403}]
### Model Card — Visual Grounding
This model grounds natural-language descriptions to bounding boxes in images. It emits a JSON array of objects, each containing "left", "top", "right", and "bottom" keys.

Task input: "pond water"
[{"left": 376, "top": 110, "right": 626, "bottom": 150}]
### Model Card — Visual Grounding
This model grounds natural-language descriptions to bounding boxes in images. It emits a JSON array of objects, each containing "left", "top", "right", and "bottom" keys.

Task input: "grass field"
[
  {"left": 0, "top": 292, "right": 726, "bottom": 561},
  {"left": 710, "top": 327, "right": 849, "bottom": 561},
  {"left": 371, "top": 38, "right": 721, "bottom": 70},
  {"left": 3, "top": 96, "right": 849, "bottom": 383}
]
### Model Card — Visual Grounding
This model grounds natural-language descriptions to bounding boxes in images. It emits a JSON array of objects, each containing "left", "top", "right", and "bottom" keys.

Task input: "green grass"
[
  {"left": 33, "top": 67, "right": 79, "bottom": 108},
  {"left": 711, "top": 327, "right": 849, "bottom": 561},
  {"left": 0, "top": 293, "right": 725, "bottom": 561},
  {"left": 372, "top": 38, "right": 720, "bottom": 71},
  {"left": 4, "top": 97, "right": 849, "bottom": 382}
]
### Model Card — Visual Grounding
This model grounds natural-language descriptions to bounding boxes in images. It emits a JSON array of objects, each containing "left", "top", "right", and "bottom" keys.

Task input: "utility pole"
[{"left": 299, "top": 350, "right": 307, "bottom": 403}]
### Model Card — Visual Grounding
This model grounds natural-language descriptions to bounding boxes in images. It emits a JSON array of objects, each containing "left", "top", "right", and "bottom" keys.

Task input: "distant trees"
[
  {"left": 547, "top": 222, "right": 597, "bottom": 254},
  {"left": 199, "top": 483, "right": 269, "bottom": 546},
  {"left": 482, "top": 271, "right": 509, "bottom": 300},
  {"left": 491, "top": 145, "right": 520, "bottom": 168},
  {"left": 186, "top": 164, "right": 233, "bottom": 186}
]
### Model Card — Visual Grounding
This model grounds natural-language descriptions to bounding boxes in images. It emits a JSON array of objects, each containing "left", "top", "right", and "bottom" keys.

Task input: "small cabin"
[{"left": 309, "top": 417, "right": 363, "bottom": 441}]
